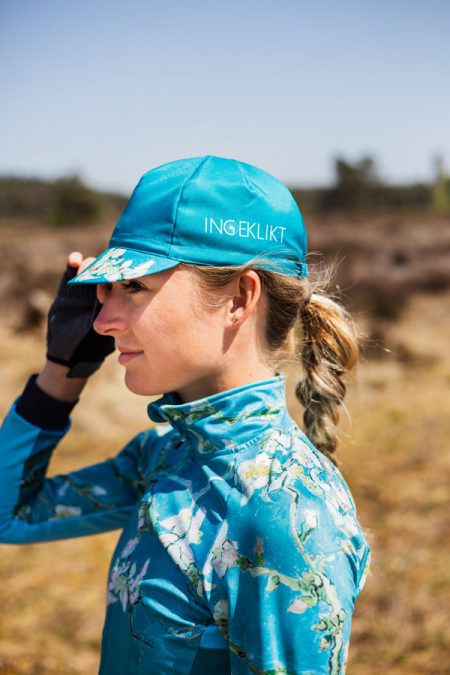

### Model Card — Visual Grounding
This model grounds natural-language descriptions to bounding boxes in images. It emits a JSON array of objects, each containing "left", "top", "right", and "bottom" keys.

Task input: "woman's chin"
[{"left": 123, "top": 371, "right": 163, "bottom": 397}]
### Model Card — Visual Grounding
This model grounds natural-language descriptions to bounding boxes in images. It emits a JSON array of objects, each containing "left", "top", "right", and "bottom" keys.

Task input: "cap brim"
[{"left": 66, "top": 247, "right": 181, "bottom": 286}]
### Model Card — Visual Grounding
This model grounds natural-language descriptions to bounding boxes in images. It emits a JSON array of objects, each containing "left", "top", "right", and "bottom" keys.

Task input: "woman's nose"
[{"left": 93, "top": 297, "right": 127, "bottom": 336}]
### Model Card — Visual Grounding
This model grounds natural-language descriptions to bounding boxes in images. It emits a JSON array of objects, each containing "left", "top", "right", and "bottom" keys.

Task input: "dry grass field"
[{"left": 0, "top": 215, "right": 449, "bottom": 674}]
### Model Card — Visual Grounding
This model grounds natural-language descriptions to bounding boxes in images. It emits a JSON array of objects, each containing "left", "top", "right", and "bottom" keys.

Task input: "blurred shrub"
[
  {"left": 432, "top": 175, "right": 450, "bottom": 213},
  {"left": 0, "top": 174, "right": 127, "bottom": 226},
  {"left": 293, "top": 184, "right": 434, "bottom": 214},
  {"left": 332, "top": 155, "right": 381, "bottom": 211},
  {"left": 47, "top": 175, "right": 101, "bottom": 226},
  {"left": 0, "top": 176, "right": 54, "bottom": 217},
  {"left": 290, "top": 154, "right": 441, "bottom": 215}
]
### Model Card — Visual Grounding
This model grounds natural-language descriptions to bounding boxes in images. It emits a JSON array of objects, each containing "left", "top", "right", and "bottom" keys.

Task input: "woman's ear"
[{"left": 228, "top": 270, "right": 262, "bottom": 327}]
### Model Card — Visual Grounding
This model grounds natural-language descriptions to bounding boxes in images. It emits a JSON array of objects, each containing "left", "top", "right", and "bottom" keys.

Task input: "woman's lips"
[{"left": 118, "top": 351, "right": 143, "bottom": 364}]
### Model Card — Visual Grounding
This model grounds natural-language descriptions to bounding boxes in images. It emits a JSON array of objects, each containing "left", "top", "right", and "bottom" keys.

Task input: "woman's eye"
[{"left": 122, "top": 281, "right": 143, "bottom": 293}]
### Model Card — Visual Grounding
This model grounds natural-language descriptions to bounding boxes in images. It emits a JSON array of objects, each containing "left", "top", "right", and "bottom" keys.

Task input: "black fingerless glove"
[{"left": 46, "top": 263, "right": 116, "bottom": 378}]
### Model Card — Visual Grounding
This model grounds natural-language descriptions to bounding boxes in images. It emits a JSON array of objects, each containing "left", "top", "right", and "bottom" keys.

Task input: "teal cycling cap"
[{"left": 67, "top": 155, "right": 308, "bottom": 286}]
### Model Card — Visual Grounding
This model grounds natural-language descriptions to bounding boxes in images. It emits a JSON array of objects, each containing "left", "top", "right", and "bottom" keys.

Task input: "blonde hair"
[{"left": 179, "top": 254, "right": 363, "bottom": 467}]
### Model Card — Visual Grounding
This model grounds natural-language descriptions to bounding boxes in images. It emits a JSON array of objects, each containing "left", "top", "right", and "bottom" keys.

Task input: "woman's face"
[{"left": 93, "top": 265, "right": 243, "bottom": 401}]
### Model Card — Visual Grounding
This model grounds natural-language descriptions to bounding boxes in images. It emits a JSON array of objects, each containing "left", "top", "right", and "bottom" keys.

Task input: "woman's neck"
[{"left": 176, "top": 363, "right": 277, "bottom": 403}]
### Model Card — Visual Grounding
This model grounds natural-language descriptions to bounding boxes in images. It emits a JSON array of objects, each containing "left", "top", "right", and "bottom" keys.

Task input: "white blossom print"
[
  {"left": 73, "top": 247, "right": 155, "bottom": 282},
  {"left": 107, "top": 557, "right": 150, "bottom": 611},
  {"left": 212, "top": 599, "right": 229, "bottom": 639},
  {"left": 211, "top": 538, "right": 240, "bottom": 579},
  {"left": 121, "top": 536, "right": 140, "bottom": 559},
  {"left": 51, "top": 505, "right": 82, "bottom": 519},
  {"left": 236, "top": 450, "right": 284, "bottom": 506},
  {"left": 157, "top": 505, "right": 206, "bottom": 595}
]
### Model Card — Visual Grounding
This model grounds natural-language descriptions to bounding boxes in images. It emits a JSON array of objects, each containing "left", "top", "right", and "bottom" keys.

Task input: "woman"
[{"left": 0, "top": 155, "right": 371, "bottom": 674}]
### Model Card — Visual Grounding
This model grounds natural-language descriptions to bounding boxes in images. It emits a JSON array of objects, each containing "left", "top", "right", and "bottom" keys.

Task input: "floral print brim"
[{"left": 66, "top": 247, "right": 181, "bottom": 285}]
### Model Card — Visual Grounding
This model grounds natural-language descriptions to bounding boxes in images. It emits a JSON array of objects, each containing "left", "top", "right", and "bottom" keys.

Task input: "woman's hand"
[{"left": 45, "top": 251, "right": 116, "bottom": 379}]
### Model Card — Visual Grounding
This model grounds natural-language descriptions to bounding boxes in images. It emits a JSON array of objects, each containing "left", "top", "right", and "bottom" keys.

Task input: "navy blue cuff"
[{"left": 15, "top": 373, "right": 79, "bottom": 430}]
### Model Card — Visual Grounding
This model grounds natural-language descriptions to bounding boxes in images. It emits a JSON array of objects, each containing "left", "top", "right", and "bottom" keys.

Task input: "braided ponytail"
[{"left": 296, "top": 291, "right": 361, "bottom": 466}]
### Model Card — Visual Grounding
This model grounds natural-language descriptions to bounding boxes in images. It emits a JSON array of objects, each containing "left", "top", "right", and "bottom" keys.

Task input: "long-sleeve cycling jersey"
[{"left": 0, "top": 371, "right": 371, "bottom": 674}]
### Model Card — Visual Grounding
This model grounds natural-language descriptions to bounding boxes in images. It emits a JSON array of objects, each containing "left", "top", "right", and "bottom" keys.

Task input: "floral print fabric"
[
  {"left": 0, "top": 372, "right": 371, "bottom": 674},
  {"left": 69, "top": 247, "right": 157, "bottom": 283}
]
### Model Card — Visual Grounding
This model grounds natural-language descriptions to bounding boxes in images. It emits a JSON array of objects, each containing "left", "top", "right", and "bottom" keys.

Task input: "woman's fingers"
[
  {"left": 67, "top": 251, "right": 83, "bottom": 267},
  {"left": 78, "top": 257, "right": 96, "bottom": 274},
  {"left": 67, "top": 251, "right": 96, "bottom": 274}
]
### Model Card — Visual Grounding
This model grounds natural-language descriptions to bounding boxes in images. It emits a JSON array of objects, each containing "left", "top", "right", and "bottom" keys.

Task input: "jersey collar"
[{"left": 146, "top": 371, "right": 290, "bottom": 455}]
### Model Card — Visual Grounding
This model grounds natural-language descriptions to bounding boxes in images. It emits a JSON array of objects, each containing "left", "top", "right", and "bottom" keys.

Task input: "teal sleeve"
[
  {"left": 205, "top": 482, "right": 371, "bottom": 674},
  {"left": 0, "top": 397, "right": 156, "bottom": 544}
]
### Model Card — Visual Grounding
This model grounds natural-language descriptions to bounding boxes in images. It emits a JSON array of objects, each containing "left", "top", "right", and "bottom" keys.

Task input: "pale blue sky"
[{"left": 1, "top": 0, "right": 449, "bottom": 193}]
